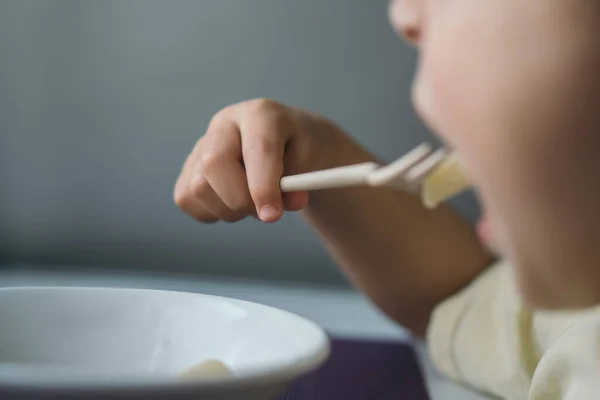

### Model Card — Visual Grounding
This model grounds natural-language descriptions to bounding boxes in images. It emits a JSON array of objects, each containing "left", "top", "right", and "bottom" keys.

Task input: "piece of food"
[
  {"left": 421, "top": 152, "right": 471, "bottom": 208},
  {"left": 179, "top": 360, "right": 232, "bottom": 380}
]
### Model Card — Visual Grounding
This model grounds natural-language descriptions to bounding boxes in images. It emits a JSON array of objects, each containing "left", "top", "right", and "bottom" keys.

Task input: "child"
[{"left": 174, "top": 1, "right": 600, "bottom": 398}]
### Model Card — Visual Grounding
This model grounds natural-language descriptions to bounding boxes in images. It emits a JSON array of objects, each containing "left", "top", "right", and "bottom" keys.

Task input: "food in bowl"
[{"left": 179, "top": 360, "right": 232, "bottom": 380}]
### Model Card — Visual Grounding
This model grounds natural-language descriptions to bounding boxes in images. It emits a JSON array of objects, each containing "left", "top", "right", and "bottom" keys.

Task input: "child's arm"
[
  {"left": 174, "top": 99, "right": 493, "bottom": 336},
  {"left": 299, "top": 128, "right": 492, "bottom": 336}
]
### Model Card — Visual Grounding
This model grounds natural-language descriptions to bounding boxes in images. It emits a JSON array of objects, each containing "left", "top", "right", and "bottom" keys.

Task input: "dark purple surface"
[
  {"left": 0, "top": 338, "right": 430, "bottom": 399},
  {"left": 278, "top": 338, "right": 430, "bottom": 400}
]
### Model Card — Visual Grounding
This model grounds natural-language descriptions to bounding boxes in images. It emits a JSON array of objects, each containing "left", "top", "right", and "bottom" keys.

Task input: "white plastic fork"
[{"left": 280, "top": 143, "right": 448, "bottom": 193}]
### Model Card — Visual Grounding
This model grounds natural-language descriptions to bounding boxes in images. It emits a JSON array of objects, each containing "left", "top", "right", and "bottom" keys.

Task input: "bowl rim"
[{"left": 0, "top": 285, "right": 331, "bottom": 391}]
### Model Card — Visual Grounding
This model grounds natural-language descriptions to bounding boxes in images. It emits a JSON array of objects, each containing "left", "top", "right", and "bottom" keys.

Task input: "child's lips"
[
  {"left": 477, "top": 215, "right": 493, "bottom": 245},
  {"left": 477, "top": 215, "right": 502, "bottom": 256}
]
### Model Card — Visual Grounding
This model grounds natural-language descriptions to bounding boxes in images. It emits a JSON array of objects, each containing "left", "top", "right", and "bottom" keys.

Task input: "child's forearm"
[{"left": 301, "top": 132, "right": 493, "bottom": 336}]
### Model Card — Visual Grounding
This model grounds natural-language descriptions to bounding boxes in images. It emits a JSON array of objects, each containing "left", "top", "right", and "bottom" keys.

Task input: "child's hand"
[{"left": 174, "top": 99, "right": 342, "bottom": 223}]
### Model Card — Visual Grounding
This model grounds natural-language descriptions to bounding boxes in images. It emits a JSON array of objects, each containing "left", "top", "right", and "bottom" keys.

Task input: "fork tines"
[{"left": 366, "top": 143, "right": 446, "bottom": 190}]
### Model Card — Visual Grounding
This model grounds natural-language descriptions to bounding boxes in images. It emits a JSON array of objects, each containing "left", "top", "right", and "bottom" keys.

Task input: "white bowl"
[{"left": 0, "top": 286, "right": 330, "bottom": 399}]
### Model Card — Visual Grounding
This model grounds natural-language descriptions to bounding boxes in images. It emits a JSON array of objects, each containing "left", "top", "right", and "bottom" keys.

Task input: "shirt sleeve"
[{"left": 427, "top": 259, "right": 600, "bottom": 400}]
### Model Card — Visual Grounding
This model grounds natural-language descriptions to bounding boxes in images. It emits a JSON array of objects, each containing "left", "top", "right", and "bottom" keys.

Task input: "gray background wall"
[{"left": 0, "top": 0, "right": 479, "bottom": 284}]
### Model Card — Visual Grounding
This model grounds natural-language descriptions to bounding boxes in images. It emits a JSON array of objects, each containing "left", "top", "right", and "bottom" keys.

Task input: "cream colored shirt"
[{"left": 427, "top": 260, "right": 600, "bottom": 400}]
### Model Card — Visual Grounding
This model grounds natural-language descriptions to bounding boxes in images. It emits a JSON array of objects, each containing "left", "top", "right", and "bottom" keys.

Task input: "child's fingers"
[
  {"left": 197, "top": 120, "right": 255, "bottom": 218},
  {"left": 176, "top": 99, "right": 317, "bottom": 223},
  {"left": 174, "top": 178, "right": 220, "bottom": 224},
  {"left": 174, "top": 186, "right": 219, "bottom": 223},
  {"left": 173, "top": 145, "right": 219, "bottom": 223},
  {"left": 189, "top": 174, "right": 247, "bottom": 223},
  {"left": 239, "top": 108, "right": 290, "bottom": 222}
]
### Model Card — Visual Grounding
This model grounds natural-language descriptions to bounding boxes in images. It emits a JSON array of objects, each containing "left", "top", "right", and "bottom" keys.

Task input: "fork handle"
[{"left": 280, "top": 162, "right": 380, "bottom": 192}]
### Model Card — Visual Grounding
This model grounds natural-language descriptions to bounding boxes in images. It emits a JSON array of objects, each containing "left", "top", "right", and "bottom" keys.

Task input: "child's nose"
[{"left": 389, "top": 0, "right": 423, "bottom": 45}]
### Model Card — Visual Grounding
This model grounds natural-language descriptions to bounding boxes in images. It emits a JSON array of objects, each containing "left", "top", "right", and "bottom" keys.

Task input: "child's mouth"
[{"left": 477, "top": 215, "right": 494, "bottom": 248}]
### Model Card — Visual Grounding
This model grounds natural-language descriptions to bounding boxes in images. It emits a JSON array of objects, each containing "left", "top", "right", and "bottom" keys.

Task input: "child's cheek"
[{"left": 413, "top": 42, "right": 498, "bottom": 183}]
